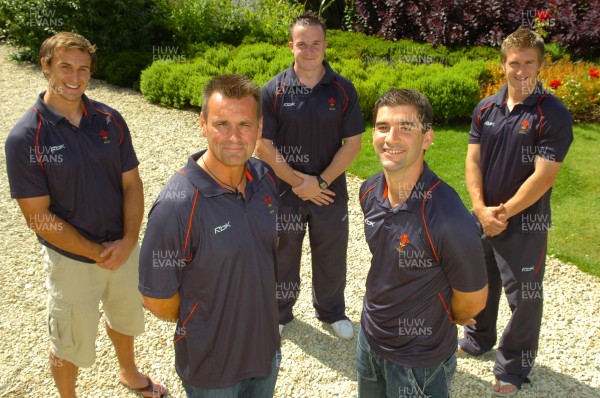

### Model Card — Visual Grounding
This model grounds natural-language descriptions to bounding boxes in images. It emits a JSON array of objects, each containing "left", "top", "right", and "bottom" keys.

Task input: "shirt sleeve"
[
  {"left": 139, "top": 188, "right": 190, "bottom": 298},
  {"left": 341, "top": 82, "right": 365, "bottom": 138},
  {"left": 5, "top": 126, "right": 49, "bottom": 199},
  {"left": 468, "top": 101, "right": 484, "bottom": 144},
  {"left": 114, "top": 110, "right": 139, "bottom": 173},
  {"left": 432, "top": 187, "right": 487, "bottom": 292},
  {"left": 536, "top": 99, "right": 574, "bottom": 163},
  {"left": 261, "top": 81, "right": 278, "bottom": 141}
]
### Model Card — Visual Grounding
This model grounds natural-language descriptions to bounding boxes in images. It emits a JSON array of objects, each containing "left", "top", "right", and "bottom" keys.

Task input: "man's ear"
[
  {"left": 423, "top": 129, "right": 434, "bottom": 150},
  {"left": 257, "top": 117, "right": 263, "bottom": 141},
  {"left": 41, "top": 58, "right": 50, "bottom": 78},
  {"left": 199, "top": 113, "right": 207, "bottom": 138}
]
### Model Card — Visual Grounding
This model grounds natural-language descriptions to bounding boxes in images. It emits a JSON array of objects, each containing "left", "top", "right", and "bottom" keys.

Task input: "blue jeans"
[
  {"left": 357, "top": 328, "right": 456, "bottom": 398},
  {"left": 183, "top": 351, "right": 281, "bottom": 398}
]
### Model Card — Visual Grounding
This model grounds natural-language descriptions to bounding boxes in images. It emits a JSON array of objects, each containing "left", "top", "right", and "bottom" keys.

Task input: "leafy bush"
[
  {"left": 139, "top": 31, "right": 598, "bottom": 123},
  {"left": 0, "top": 0, "right": 172, "bottom": 90},
  {"left": 353, "top": 0, "right": 600, "bottom": 59},
  {"left": 140, "top": 33, "right": 491, "bottom": 121},
  {"left": 97, "top": 50, "right": 153, "bottom": 90},
  {"left": 0, "top": 0, "right": 171, "bottom": 61},
  {"left": 243, "top": 0, "right": 305, "bottom": 45},
  {"left": 169, "top": 0, "right": 249, "bottom": 48},
  {"left": 326, "top": 30, "right": 499, "bottom": 67}
]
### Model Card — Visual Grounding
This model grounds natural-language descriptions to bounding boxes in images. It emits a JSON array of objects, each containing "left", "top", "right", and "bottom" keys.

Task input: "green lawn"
[{"left": 349, "top": 123, "right": 600, "bottom": 278}]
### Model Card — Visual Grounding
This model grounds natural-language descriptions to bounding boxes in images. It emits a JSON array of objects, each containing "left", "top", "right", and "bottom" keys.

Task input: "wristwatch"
[{"left": 317, "top": 175, "right": 328, "bottom": 190}]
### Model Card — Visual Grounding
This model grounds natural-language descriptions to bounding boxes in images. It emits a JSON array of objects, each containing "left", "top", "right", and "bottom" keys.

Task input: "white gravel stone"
[{"left": 1, "top": 43, "right": 599, "bottom": 397}]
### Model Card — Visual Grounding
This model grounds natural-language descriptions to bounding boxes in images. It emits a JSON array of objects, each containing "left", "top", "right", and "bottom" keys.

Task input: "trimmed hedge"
[
  {"left": 140, "top": 34, "right": 491, "bottom": 122},
  {"left": 140, "top": 29, "right": 598, "bottom": 123}
]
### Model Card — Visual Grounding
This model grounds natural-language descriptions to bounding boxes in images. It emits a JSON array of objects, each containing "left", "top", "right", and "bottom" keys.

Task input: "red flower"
[
  {"left": 400, "top": 234, "right": 410, "bottom": 244},
  {"left": 590, "top": 68, "right": 599, "bottom": 79},
  {"left": 549, "top": 80, "right": 562, "bottom": 90},
  {"left": 264, "top": 195, "right": 272, "bottom": 204},
  {"left": 536, "top": 11, "right": 551, "bottom": 22}
]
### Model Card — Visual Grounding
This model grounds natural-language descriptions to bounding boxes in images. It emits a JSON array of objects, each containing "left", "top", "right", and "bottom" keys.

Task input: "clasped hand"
[{"left": 291, "top": 171, "right": 335, "bottom": 206}]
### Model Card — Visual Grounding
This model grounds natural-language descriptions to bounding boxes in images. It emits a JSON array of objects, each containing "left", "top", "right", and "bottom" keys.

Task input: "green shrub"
[
  {"left": 243, "top": 0, "right": 305, "bottom": 45},
  {"left": 169, "top": 0, "right": 249, "bottom": 47},
  {"left": 140, "top": 61, "right": 177, "bottom": 106},
  {"left": 140, "top": 38, "right": 487, "bottom": 121},
  {"left": 545, "top": 42, "right": 568, "bottom": 62},
  {"left": 140, "top": 56, "right": 223, "bottom": 109},
  {"left": 97, "top": 50, "right": 153, "bottom": 89},
  {"left": 1, "top": 0, "right": 171, "bottom": 57},
  {"left": 414, "top": 73, "right": 480, "bottom": 122}
]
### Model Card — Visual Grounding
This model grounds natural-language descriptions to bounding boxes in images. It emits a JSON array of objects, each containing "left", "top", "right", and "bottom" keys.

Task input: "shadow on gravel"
[
  {"left": 453, "top": 355, "right": 600, "bottom": 397},
  {"left": 283, "top": 318, "right": 357, "bottom": 380}
]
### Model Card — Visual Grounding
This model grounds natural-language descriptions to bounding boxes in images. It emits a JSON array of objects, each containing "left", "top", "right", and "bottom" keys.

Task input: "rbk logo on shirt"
[{"left": 214, "top": 221, "right": 231, "bottom": 234}]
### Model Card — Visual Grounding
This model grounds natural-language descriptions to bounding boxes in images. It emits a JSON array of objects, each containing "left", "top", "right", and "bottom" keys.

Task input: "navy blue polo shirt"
[
  {"left": 359, "top": 163, "right": 487, "bottom": 368},
  {"left": 139, "top": 151, "right": 280, "bottom": 389},
  {"left": 5, "top": 92, "right": 139, "bottom": 262},
  {"left": 470, "top": 84, "right": 573, "bottom": 233},
  {"left": 261, "top": 60, "right": 364, "bottom": 206}
]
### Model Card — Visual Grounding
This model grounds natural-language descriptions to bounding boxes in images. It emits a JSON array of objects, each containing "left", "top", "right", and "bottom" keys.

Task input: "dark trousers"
[
  {"left": 459, "top": 228, "right": 547, "bottom": 389},
  {"left": 276, "top": 202, "right": 349, "bottom": 325}
]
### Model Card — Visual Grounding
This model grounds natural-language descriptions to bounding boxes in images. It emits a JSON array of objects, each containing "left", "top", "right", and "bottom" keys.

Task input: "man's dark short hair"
[
  {"left": 372, "top": 89, "right": 434, "bottom": 132},
  {"left": 40, "top": 31, "right": 97, "bottom": 75},
  {"left": 288, "top": 11, "right": 327, "bottom": 41},
  {"left": 201, "top": 74, "right": 261, "bottom": 120}
]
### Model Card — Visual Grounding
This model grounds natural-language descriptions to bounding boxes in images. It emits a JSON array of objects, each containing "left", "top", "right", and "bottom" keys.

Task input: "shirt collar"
[
  {"left": 179, "top": 150, "right": 265, "bottom": 198},
  {"left": 287, "top": 60, "right": 335, "bottom": 87},
  {"left": 493, "top": 83, "right": 548, "bottom": 107},
  {"left": 375, "top": 162, "right": 438, "bottom": 213},
  {"left": 34, "top": 91, "right": 97, "bottom": 126}
]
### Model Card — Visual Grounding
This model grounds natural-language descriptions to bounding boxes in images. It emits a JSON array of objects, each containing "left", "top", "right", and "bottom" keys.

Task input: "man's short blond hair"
[
  {"left": 39, "top": 31, "right": 97, "bottom": 74},
  {"left": 500, "top": 27, "right": 545, "bottom": 64}
]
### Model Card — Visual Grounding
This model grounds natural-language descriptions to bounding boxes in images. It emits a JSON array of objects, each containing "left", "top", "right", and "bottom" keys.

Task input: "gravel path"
[{"left": 0, "top": 43, "right": 598, "bottom": 398}]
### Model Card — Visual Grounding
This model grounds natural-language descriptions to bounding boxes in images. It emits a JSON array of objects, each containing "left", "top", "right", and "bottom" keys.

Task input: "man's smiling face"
[
  {"left": 42, "top": 48, "right": 91, "bottom": 102},
  {"left": 502, "top": 47, "right": 543, "bottom": 96}
]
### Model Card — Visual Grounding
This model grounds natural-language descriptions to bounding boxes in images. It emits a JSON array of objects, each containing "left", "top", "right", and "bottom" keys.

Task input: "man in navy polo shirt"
[
  {"left": 139, "top": 74, "right": 281, "bottom": 397},
  {"left": 358, "top": 89, "right": 488, "bottom": 397},
  {"left": 459, "top": 28, "right": 573, "bottom": 396},
  {"left": 256, "top": 11, "right": 364, "bottom": 339},
  {"left": 5, "top": 32, "right": 166, "bottom": 397}
]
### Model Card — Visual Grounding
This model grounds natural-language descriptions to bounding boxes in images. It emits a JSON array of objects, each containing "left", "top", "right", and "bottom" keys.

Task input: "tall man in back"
[
  {"left": 459, "top": 27, "right": 573, "bottom": 396},
  {"left": 5, "top": 32, "right": 166, "bottom": 397},
  {"left": 256, "top": 11, "right": 364, "bottom": 339}
]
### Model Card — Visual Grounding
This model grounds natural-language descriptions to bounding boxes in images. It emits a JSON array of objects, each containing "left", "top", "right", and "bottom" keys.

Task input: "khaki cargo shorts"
[{"left": 43, "top": 244, "right": 144, "bottom": 368}]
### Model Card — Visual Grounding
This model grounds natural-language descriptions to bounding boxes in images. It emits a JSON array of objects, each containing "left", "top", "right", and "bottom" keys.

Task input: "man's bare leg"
[
  {"left": 50, "top": 352, "right": 78, "bottom": 398},
  {"left": 105, "top": 323, "right": 167, "bottom": 396}
]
